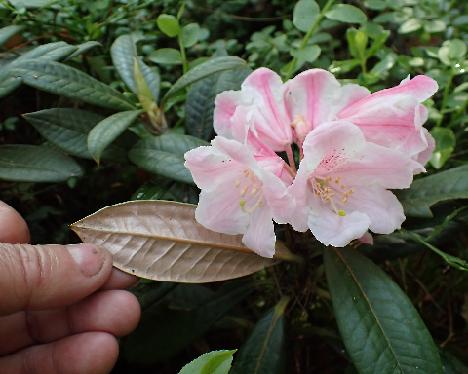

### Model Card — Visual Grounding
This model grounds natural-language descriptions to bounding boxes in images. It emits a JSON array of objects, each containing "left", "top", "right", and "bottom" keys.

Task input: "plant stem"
[
  {"left": 286, "top": 145, "right": 297, "bottom": 174},
  {"left": 178, "top": 35, "right": 188, "bottom": 74},
  {"left": 283, "top": 0, "right": 335, "bottom": 80},
  {"left": 436, "top": 69, "right": 454, "bottom": 127}
]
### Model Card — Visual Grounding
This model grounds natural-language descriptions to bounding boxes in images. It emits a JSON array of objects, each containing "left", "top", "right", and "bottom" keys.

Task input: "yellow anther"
[
  {"left": 239, "top": 199, "right": 246, "bottom": 208},
  {"left": 338, "top": 209, "right": 346, "bottom": 217}
]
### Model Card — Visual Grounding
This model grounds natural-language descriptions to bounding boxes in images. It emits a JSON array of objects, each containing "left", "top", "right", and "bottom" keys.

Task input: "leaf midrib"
[
  {"left": 332, "top": 248, "right": 404, "bottom": 373},
  {"left": 70, "top": 225, "right": 255, "bottom": 255},
  {"left": 253, "top": 311, "right": 281, "bottom": 374}
]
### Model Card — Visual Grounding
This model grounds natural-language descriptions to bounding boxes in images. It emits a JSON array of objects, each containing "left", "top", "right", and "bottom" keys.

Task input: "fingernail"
[{"left": 66, "top": 243, "right": 104, "bottom": 277}]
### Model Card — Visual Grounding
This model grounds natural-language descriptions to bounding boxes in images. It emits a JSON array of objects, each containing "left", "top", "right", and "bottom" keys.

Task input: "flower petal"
[
  {"left": 285, "top": 69, "right": 341, "bottom": 135},
  {"left": 213, "top": 90, "right": 246, "bottom": 140},
  {"left": 242, "top": 205, "right": 276, "bottom": 257},
  {"left": 196, "top": 183, "right": 248, "bottom": 235},
  {"left": 241, "top": 68, "right": 293, "bottom": 151},
  {"left": 184, "top": 144, "right": 243, "bottom": 190},
  {"left": 302, "top": 121, "right": 416, "bottom": 189},
  {"left": 346, "top": 187, "right": 405, "bottom": 234},
  {"left": 337, "top": 76, "right": 437, "bottom": 159},
  {"left": 307, "top": 202, "right": 371, "bottom": 247}
]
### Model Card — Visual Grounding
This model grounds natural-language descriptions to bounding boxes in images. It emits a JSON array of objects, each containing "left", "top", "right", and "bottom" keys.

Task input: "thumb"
[
  {"left": 0, "top": 243, "right": 112, "bottom": 316},
  {"left": 0, "top": 201, "right": 30, "bottom": 243}
]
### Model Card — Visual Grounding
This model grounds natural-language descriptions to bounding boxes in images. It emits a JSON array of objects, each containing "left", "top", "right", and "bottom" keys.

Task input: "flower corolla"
[{"left": 184, "top": 68, "right": 438, "bottom": 257}]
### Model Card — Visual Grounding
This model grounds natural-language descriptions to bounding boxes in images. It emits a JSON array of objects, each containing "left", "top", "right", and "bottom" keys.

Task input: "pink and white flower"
[
  {"left": 288, "top": 121, "right": 419, "bottom": 246},
  {"left": 184, "top": 67, "right": 438, "bottom": 255},
  {"left": 184, "top": 136, "right": 291, "bottom": 257}
]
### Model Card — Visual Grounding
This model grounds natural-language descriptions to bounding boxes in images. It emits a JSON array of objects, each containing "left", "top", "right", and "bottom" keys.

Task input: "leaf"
[
  {"left": 0, "top": 144, "right": 82, "bottom": 182},
  {"left": 402, "top": 231, "right": 468, "bottom": 272},
  {"left": 440, "top": 350, "right": 468, "bottom": 374},
  {"left": 0, "top": 41, "right": 77, "bottom": 98},
  {"left": 399, "top": 19, "right": 422, "bottom": 34},
  {"left": 0, "top": 25, "right": 23, "bottom": 46},
  {"left": 135, "top": 57, "right": 160, "bottom": 101},
  {"left": 10, "top": 60, "right": 135, "bottom": 111},
  {"left": 66, "top": 41, "right": 101, "bottom": 59},
  {"left": 430, "top": 128, "right": 456, "bottom": 169},
  {"left": 123, "top": 280, "right": 252, "bottom": 364},
  {"left": 179, "top": 350, "right": 236, "bottom": 374},
  {"left": 163, "top": 56, "right": 248, "bottom": 102},
  {"left": 293, "top": 0, "right": 320, "bottom": 32},
  {"left": 185, "top": 66, "right": 252, "bottom": 140},
  {"left": 70, "top": 200, "right": 289, "bottom": 282},
  {"left": 438, "top": 39, "right": 467, "bottom": 65},
  {"left": 88, "top": 110, "right": 141, "bottom": 163},
  {"left": 23, "top": 108, "right": 126, "bottom": 161},
  {"left": 324, "top": 247, "right": 443, "bottom": 374},
  {"left": 397, "top": 165, "right": 468, "bottom": 217},
  {"left": 325, "top": 4, "right": 367, "bottom": 24},
  {"left": 291, "top": 45, "right": 321, "bottom": 70},
  {"left": 8, "top": 0, "right": 57, "bottom": 8},
  {"left": 128, "top": 133, "right": 208, "bottom": 184},
  {"left": 230, "top": 297, "right": 289, "bottom": 374},
  {"left": 157, "top": 14, "right": 180, "bottom": 37},
  {"left": 110, "top": 34, "right": 142, "bottom": 93},
  {"left": 181, "top": 23, "right": 201, "bottom": 48},
  {"left": 149, "top": 48, "right": 182, "bottom": 65}
]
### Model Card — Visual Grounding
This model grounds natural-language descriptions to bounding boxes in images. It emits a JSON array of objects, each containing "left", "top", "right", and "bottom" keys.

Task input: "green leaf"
[
  {"left": 8, "top": 0, "right": 57, "bottom": 8},
  {"left": 397, "top": 165, "right": 468, "bottom": 217},
  {"left": 430, "top": 128, "right": 456, "bottom": 169},
  {"left": 135, "top": 57, "right": 160, "bottom": 101},
  {"left": 185, "top": 66, "right": 251, "bottom": 140},
  {"left": 10, "top": 60, "right": 135, "bottom": 111},
  {"left": 231, "top": 297, "right": 289, "bottom": 374},
  {"left": 325, "top": 247, "right": 443, "bottom": 374},
  {"left": 129, "top": 133, "right": 208, "bottom": 184},
  {"left": 0, "top": 144, "right": 82, "bottom": 182},
  {"left": 293, "top": 0, "right": 320, "bottom": 32},
  {"left": 181, "top": 23, "right": 201, "bottom": 48},
  {"left": 157, "top": 14, "right": 180, "bottom": 37},
  {"left": 0, "top": 41, "right": 77, "bottom": 98},
  {"left": 179, "top": 350, "right": 236, "bottom": 374},
  {"left": 441, "top": 350, "right": 468, "bottom": 374},
  {"left": 66, "top": 41, "right": 101, "bottom": 59},
  {"left": 0, "top": 25, "right": 23, "bottom": 46},
  {"left": 438, "top": 39, "right": 467, "bottom": 65},
  {"left": 163, "top": 56, "right": 247, "bottom": 102},
  {"left": 291, "top": 45, "right": 321, "bottom": 70},
  {"left": 399, "top": 18, "right": 422, "bottom": 34},
  {"left": 88, "top": 110, "right": 141, "bottom": 163},
  {"left": 111, "top": 34, "right": 142, "bottom": 93},
  {"left": 325, "top": 4, "right": 367, "bottom": 24},
  {"left": 23, "top": 108, "right": 126, "bottom": 161},
  {"left": 149, "top": 48, "right": 182, "bottom": 65},
  {"left": 424, "top": 20, "right": 446, "bottom": 33},
  {"left": 123, "top": 281, "right": 252, "bottom": 364},
  {"left": 402, "top": 231, "right": 468, "bottom": 272}
]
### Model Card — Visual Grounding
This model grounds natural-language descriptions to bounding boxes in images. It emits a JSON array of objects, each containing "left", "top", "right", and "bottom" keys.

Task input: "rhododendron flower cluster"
[{"left": 184, "top": 68, "right": 438, "bottom": 258}]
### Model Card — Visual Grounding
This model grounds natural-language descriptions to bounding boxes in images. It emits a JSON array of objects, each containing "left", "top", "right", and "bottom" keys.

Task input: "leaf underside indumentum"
[
  {"left": 324, "top": 247, "right": 443, "bottom": 374},
  {"left": 70, "top": 200, "right": 283, "bottom": 283}
]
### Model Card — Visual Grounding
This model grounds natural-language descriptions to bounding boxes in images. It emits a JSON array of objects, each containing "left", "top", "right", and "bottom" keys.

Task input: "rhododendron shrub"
[{"left": 185, "top": 68, "right": 438, "bottom": 257}]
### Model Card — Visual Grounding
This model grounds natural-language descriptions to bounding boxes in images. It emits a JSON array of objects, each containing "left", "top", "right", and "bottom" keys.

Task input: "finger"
[
  {"left": 0, "top": 200, "right": 30, "bottom": 243},
  {"left": 0, "top": 290, "right": 140, "bottom": 355},
  {"left": 0, "top": 332, "right": 118, "bottom": 374},
  {"left": 101, "top": 268, "right": 138, "bottom": 290},
  {"left": 0, "top": 243, "right": 112, "bottom": 315}
]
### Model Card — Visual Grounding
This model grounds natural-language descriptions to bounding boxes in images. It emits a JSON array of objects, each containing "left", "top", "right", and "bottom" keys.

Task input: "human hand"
[{"left": 0, "top": 201, "right": 141, "bottom": 373}]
